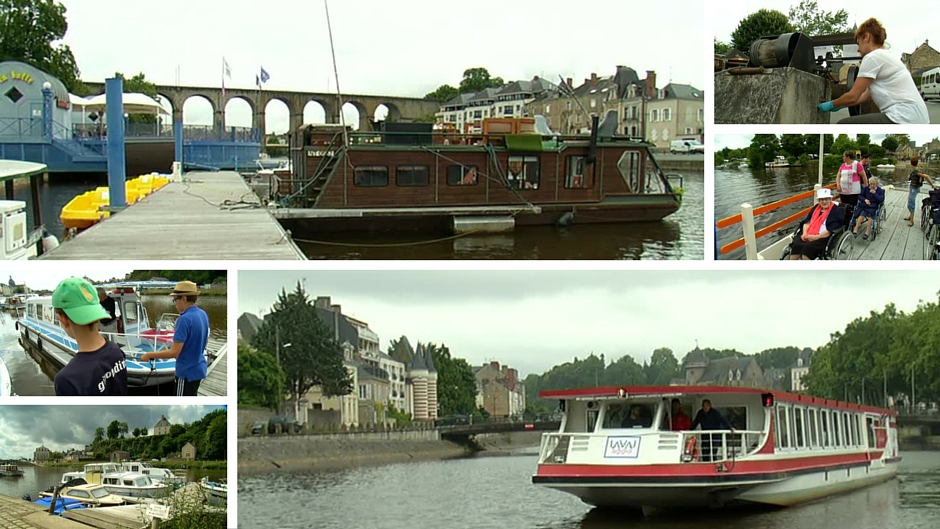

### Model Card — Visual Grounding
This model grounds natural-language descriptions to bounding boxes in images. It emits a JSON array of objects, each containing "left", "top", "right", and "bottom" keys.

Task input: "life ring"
[{"left": 683, "top": 436, "right": 699, "bottom": 461}]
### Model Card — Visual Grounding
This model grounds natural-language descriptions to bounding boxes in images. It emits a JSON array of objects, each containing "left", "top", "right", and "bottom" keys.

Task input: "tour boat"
[
  {"left": 0, "top": 463, "right": 24, "bottom": 477},
  {"left": 200, "top": 476, "right": 227, "bottom": 503},
  {"left": 17, "top": 285, "right": 180, "bottom": 387},
  {"left": 121, "top": 461, "right": 185, "bottom": 487},
  {"left": 60, "top": 463, "right": 168, "bottom": 500},
  {"left": 0, "top": 355, "right": 13, "bottom": 397},
  {"left": 276, "top": 116, "right": 682, "bottom": 233},
  {"left": 532, "top": 385, "right": 899, "bottom": 513},
  {"left": 39, "top": 480, "right": 125, "bottom": 507}
]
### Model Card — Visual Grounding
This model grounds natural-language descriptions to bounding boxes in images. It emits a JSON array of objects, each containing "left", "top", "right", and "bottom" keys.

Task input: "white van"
[{"left": 670, "top": 139, "right": 704, "bottom": 154}]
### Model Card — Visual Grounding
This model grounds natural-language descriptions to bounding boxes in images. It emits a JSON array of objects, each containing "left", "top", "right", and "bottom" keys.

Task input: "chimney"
[
  {"left": 590, "top": 73, "right": 598, "bottom": 85},
  {"left": 314, "top": 296, "right": 331, "bottom": 309},
  {"left": 566, "top": 77, "right": 573, "bottom": 88},
  {"left": 645, "top": 70, "right": 657, "bottom": 99},
  {"left": 490, "top": 361, "right": 500, "bottom": 370},
  {"left": 330, "top": 304, "right": 341, "bottom": 314}
]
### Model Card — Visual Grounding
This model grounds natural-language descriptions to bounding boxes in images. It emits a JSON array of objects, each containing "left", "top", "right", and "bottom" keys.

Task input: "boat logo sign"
[{"left": 604, "top": 436, "right": 641, "bottom": 458}]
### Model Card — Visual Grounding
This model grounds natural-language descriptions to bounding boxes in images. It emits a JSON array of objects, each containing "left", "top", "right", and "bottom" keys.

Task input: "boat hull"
[{"left": 534, "top": 459, "right": 899, "bottom": 509}]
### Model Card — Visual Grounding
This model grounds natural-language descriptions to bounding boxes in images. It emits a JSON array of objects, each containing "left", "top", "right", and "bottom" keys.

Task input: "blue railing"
[{"left": 0, "top": 117, "right": 43, "bottom": 139}]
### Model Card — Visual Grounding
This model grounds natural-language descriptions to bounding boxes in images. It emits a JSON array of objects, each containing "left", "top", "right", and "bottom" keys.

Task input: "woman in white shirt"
[{"left": 817, "top": 18, "right": 929, "bottom": 124}]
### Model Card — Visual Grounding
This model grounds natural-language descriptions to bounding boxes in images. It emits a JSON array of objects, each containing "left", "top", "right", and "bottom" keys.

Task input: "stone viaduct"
[{"left": 82, "top": 82, "right": 441, "bottom": 133}]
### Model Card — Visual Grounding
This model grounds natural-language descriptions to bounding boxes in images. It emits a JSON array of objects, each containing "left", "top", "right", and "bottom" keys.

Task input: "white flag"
[{"left": 223, "top": 59, "right": 232, "bottom": 79}]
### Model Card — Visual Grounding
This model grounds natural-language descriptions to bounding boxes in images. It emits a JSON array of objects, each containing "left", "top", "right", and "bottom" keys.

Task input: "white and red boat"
[{"left": 532, "top": 385, "right": 900, "bottom": 512}]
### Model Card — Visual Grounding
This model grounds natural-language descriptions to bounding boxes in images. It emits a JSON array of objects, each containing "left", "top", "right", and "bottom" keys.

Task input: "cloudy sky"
[
  {"left": 715, "top": 0, "right": 935, "bottom": 52},
  {"left": 0, "top": 405, "right": 224, "bottom": 460},
  {"left": 56, "top": 0, "right": 704, "bottom": 133},
  {"left": 715, "top": 133, "right": 940, "bottom": 151},
  {"left": 5, "top": 266, "right": 135, "bottom": 292},
  {"left": 239, "top": 270, "right": 938, "bottom": 378}
]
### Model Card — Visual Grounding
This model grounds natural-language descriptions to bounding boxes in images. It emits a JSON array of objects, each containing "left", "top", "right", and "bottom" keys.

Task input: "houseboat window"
[
  {"left": 396, "top": 166, "right": 430, "bottom": 187},
  {"left": 44, "top": 305, "right": 55, "bottom": 323},
  {"left": 507, "top": 156, "right": 540, "bottom": 190},
  {"left": 866, "top": 417, "right": 875, "bottom": 448},
  {"left": 820, "top": 410, "right": 829, "bottom": 447},
  {"left": 794, "top": 408, "right": 805, "bottom": 448},
  {"left": 808, "top": 409, "right": 818, "bottom": 447},
  {"left": 831, "top": 410, "right": 841, "bottom": 447},
  {"left": 843, "top": 413, "right": 852, "bottom": 446},
  {"left": 617, "top": 151, "right": 640, "bottom": 193},
  {"left": 447, "top": 165, "right": 479, "bottom": 186},
  {"left": 354, "top": 166, "right": 389, "bottom": 187},
  {"left": 852, "top": 415, "right": 860, "bottom": 447},
  {"left": 776, "top": 406, "right": 789, "bottom": 448},
  {"left": 565, "top": 156, "right": 590, "bottom": 189}
]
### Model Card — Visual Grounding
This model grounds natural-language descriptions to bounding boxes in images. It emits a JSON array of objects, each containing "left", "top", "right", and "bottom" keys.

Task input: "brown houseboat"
[{"left": 273, "top": 117, "right": 682, "bottom": 233}]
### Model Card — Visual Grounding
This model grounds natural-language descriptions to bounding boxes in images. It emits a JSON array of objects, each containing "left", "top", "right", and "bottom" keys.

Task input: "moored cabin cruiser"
[
  {"left": 39, "top": 479, "right": 125, "bottom": 507},
  {"left": 532, "top": 386, "right": 899, "bottom": 513},
  {"left": 17, "top": 285, "right": 181, "bottom": 387},
  {"left": 0, "top": 463, "right": 25, "bottom": 477},
  {"left": 60, "top": 463, "right": 168, "bottom": 500},
  {"left": 121, "top": 461, "right": 185, "bottom": 487}
]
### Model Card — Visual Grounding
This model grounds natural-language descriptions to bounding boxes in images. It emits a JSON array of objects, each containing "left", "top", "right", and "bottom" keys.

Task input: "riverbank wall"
[{"left": 238, "top": 429, "right": 544, "bottom": 477}]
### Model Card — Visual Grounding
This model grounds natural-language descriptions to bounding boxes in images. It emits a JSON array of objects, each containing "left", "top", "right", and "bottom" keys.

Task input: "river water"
[
  {"left": 238, "top": 451, "right": 940, "bottom": 529},
  {"left": 297, "top": 172, "right": 705, "bottom": 260},
  {"left": 5, "top": 172, "right": 108, "bottom": 238},
  {"left": 715, "top": 164, "right": 919, "bottom": 260},
  {"left": 0, "top": 463, "right": 225, "bottom": 502},
  {"left": 0, "top": 296, "right": 227, "bottom": 396}
]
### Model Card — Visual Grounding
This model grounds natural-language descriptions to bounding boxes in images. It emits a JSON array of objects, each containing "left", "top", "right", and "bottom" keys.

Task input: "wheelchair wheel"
[
  {"left": 832, "top": 231, "right": 855, "bottom": 260},
  {"left": 780, "top": 244, "right": 793, "bottom": 260},
  {"left": 930, "top": 224, "right": 940, "bottom": 260}
]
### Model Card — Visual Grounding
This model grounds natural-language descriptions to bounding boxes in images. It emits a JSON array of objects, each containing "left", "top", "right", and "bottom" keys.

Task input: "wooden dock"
[
  {"left": 41, "top": 171, "right": 305, "bottom": 260},
  {"left": 848, "top": 187, "right": 933, "bottom": 260},
  {"left": 198, "top": 338, "right": 228, "bottom": 397},
  {"left": 0, "top": 493, "right": 85, "bottom": 529},
  {"left": 61, "top": 483, "right": 218, "bottom": 529}
]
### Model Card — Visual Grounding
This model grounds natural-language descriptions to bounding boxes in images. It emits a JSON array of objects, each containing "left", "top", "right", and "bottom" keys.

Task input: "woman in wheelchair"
[
  {"left": 789, "top": 188, "right": 844, "bottom": 260},
  {"left": 852, "top": 176, "right": 884, "bottom": 239}
]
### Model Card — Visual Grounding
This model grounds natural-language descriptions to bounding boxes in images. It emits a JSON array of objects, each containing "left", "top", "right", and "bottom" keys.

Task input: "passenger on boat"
[
  {"left": 788, "top": 188, "right": 844, "bottom": 260},
  {"left": 622, "top": 405, "right": 652, "bottom": 428},
  {"left": 51, "top": 278, "right": 128, "bottom": 396},
  {"left": 853, "top": 177, "right": 884, "bottom": 238},
  {"left": 691, "top": 400, "right": 733, "bottom": 462},
  {"left": 818, "top": 18, "right": 929, "bottom": 124},
  {"left": 140, "top": 281, "right": 209, "bottom": 396},
  {"left": 836, "top": 151, "right": 866, "bottom": 209},
  {"left": 670, "top": 399, "right": 692, "bottom": 431},
  {"left": 96, "top": 288, "right": 116, "bottom": 326}
]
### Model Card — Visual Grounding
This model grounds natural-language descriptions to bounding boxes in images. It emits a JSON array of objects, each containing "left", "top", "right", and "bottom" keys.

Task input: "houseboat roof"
[
  {"left": 0, "top": 160, "right": 47, "bottom": 183},
  {"left": 539, "top": 385, "right": 897, "bottom": 416}
]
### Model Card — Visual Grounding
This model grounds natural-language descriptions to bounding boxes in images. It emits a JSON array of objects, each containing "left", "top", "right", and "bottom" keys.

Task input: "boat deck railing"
[
  {"left": 99, "top": 330, "right": 172, "bottom": 355},
  {"left": 538, "top": 430, "right": 766, "bottom": 465},
  {"left": 716, "top": 183, "right": 837, "bottom": 259}
]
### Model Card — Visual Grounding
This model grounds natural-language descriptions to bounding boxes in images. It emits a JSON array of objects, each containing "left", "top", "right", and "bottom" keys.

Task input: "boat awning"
[
  {"left": 505, "top": 134, "right": 543, "bottom": 152},
  {"left": 0, "top": 160, "right": 48, "bottom": 182}
]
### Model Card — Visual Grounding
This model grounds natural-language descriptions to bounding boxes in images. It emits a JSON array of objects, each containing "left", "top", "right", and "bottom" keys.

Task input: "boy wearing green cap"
[{"left": 52, "top": 277, "right": 128, "bottom": 396}]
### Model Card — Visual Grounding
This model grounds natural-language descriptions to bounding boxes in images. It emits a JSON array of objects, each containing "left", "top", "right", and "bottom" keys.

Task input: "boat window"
[
  {"left": 446, "top": 165, "right": 478, "bottom": 186},
  {"left": 71, "top": 490, "right": 89, "bottom": 498},
  {"left": 843, "top": 413, "right": 851, "bottom": 446},
  {"left": 794, "top": 408, "right": 805, "bottom": 448},
  {"left": 353, "top": 166, "right": 389, "bottom": 187},
  {"left": 91, "top": 488, "right": 109, "bottom": 499},
  {"left": 617, "top": 151, "right": 640, "bottom": 193},
  {"left": 866, "top": 417, "right": 875, "bottom": 448},
  {"left": 44, "top": 304, "right": 55, "bottom": 323},
  {"left": 124, "top": 479, "right": 134, "bottom": 486},
  {"left": 135, "top": 478, "right": 149, "bottom": 486},
  {"left": 587, "top": 408, "right": 598, "bottom": 432},
  {"left": 820, "top": 410, "right": 829, "bottom": 447},
  {"left": 718, "top": 406, "right": 747, "bottom": 430},
  {"left": 507, "top": 156, "right": 540, "bottom": 190},
  {"left": 396, "top": 166, "right": 430, "bottom": 187},
  {"left": 123, "top": 302, "right": 139, "bottom": 324},
  {"left": 565, "top": 156, "right": 591, "bottom": 189},
  {"left": 852, "top": 414, "right": 860, "bottom": 447},
  {"left": 607, "top": 403, "right": 653, "bottom": 429},
  {"left": 776, "top": 406, "right": 790, "bottom": 448},
  {"left": 831, "top": 410, "right": 841, "bottom": 447},
  {"left": 808, "top": 409, "right": 818, "bottom": 448}
]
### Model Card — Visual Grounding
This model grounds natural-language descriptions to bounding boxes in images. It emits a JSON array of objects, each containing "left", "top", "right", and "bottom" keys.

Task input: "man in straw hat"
[
  {"left": 141, "top": 281, "right": 209, "bottom": 396},
  {"left": 52, "top": 277, "right": 128, "bottom": 396}
]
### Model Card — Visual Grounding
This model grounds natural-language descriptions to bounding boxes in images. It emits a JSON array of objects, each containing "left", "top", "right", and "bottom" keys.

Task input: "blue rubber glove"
[{"left": 818, "top": 101, "right": 843, "bottom": 112}]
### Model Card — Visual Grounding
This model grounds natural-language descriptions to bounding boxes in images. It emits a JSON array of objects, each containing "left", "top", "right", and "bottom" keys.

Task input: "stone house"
[
  {"left": 903, "top": 40, "right": 940, "bottom": 73},
  {"left": 153, "top": 415, "right": 171, "bottom": 436},
  {"left": 110, "top": 450, "right": 129, "bottom": 463},
  {"left": 645, "top": 84, "right": 705, "bottom": 149},
  {"left": 34, "top": 445, "right": 51, "bottom": 461},
  {"left": 790, "top": 348, "right": 814, "bottom": 393},
  {"left": 474, "top": 361, "right": 526, "bottom": 417},
  {"left": 683, "top": 347, "right": 764, "bottom": 388},
  {"left": 182, "top": 442, "right": 197, "bottom": 461}
]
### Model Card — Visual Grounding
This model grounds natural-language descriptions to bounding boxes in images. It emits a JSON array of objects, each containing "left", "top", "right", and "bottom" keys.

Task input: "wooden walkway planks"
[
  {"left": 41, "top": 171, "right": 305, "bottom": 260},
  {"left": 852, "top": 187, "right": 931, "bottom": 260},
  {"left": 198, "top": 338, "right": 228, "bottom": 397}
]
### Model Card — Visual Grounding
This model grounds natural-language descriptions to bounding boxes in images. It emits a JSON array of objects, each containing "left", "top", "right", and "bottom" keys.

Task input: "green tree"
[
  {"left": 119, "top": 421, "right": 129, "bottom": 439},
  {"left": 831, "top": 133, "right": 859, "bottom": 156},
  {"left": 715, "top": 151, "right": 726, "bottom": 166},
  {"left": 643, "top": 347, "right": 680, "bottom": 386},
  {"left": 458, "top": 67, "right": 504, "bottom": 93},
  {"left": 94, "top": 427, "right": 105, "bottom": 443},
  {"left": 856, "top": 134, "right": 870, "bottom": 147},
  {"left": 0, "top": 0, "right": 83, "bottom": 92},
  {"left": 714, "top": 38, "right": 732, "bottom": 54},
  {"left": 730, "top": 9, "right": 795, "bottom": 53},
  {"left": 868, "top": 144, "right": 887, "bottom": 158},
  {"left": 895, "top": 134, "right": 911, "bottom": 150},
  {"left": 140, "top": 427, "right": 147, "bottom": 436},
  {"left": 114, "top": 72, "right": 160, "bottom": 124},
  {"left": 250, "top": 282, "right": 354, "bottom": 413},
  {"left": 803, "top": 133, "right": 833, "bottom": 155},
  {"left": 787, "top": 0, "right": 849, "bottom": 37},
  {"left": 426, "top": 343, "right": 477, "bottom": 416},
  {"left": 881, "top": 135, "right": 899, "bottom": 153},
  {"left": 237, "top": 344, "right": 287, "bottom": 410},
  {"left": 424, "top": 84, "right": 459, "bottom": 103},
  {"left": 107, "top": 420, "right": 121, "bottom": 440},
  {"left": 202, "top": 412, "right": 226, "bottom": 461},
  {"left": 133, "top": 427, "right": 141, "bottom": 438},
  {"left": 748, "top": 134, "right": 782, "bottom": 168},
  {"left": 781, "top": 134, "right": 807, "bottom": 157}
]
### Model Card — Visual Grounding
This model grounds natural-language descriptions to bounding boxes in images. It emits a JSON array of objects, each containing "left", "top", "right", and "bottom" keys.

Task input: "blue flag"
[
  {"left": 260, "top": 67, "right": 270, "bottom": 84},
  {"left": 255, "top": 74, "right": 260, "bottom": 87}
]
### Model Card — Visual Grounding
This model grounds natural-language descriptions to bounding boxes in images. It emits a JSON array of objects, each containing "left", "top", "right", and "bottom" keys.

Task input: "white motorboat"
[
  {"left": 121, "top": 461, "right": 186, "bottom": 487},
  {"left": 39, "top": 480, "right": 125, "bottom": 507},
  {"left": 60, "top": 463, "right": 169, "bottom": 500},
  {"left": 200, "top": 476, "right": 227, "bottom": 503},
  {"left": 532, "top": 385, "right": 899, "bottom": 514}
]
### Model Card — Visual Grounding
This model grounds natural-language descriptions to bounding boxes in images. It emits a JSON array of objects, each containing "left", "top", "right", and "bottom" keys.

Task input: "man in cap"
[
  {"left": 52, "top": 278, "right": 128, "bottom": 396},
  {"left": 141, "top": 281, "right": 209, "bottom": 396}
]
